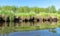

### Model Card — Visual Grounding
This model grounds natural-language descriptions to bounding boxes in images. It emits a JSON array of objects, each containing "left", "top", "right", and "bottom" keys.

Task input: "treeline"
[{"left": 0, "top": 5, "right": 59, "bottom": 13}]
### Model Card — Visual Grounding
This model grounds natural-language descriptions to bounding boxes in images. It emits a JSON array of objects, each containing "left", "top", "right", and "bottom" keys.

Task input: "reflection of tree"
[
  {"left": 48, "top": 28, "right": 56, "bottom": 33},
  {"left": 6, "top": 32, "right": 9, "bottom": 36},
  {"left": 35, "top": 26, "right": 40, "bottom": 30},
  {"left": 57, "top": 22, "right": 60, "bottom": 28},
  {"left": 1, "top": 27, "right": 4, "bottom": 36},
  {"left": 30, "top": 22, "right": 34, "bottom": 26},
  {"left": 1, "top": 34, "right": 4, "bottom": 36}
]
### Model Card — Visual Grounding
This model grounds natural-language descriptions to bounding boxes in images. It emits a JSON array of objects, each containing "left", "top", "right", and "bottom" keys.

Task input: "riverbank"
[{"left": 0, "top": 12, "right": 58, "bottom": 22}]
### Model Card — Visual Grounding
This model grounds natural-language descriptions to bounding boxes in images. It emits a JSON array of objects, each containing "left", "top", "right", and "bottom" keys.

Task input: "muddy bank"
[{"left": 0, "top": 16, "right": 58, "bottom": 22}]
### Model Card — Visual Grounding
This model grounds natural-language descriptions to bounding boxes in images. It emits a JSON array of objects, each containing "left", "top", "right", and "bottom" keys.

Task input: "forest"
[{"left": 0, "top": 5, "right": 59, "bottom": 19}]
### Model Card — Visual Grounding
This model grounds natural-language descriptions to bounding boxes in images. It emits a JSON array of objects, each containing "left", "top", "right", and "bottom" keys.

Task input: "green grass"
[{"left": 0, "top": 11, "right": 58, "bottom": 17}]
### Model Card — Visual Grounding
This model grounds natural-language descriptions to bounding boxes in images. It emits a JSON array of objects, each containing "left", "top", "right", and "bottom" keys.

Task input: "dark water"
[{"left": 0, "top": 22, "right": 60, "bottom": 36}]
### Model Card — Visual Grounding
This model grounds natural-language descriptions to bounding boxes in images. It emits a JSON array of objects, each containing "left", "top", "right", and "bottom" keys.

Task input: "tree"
[
  {"left": 31, "top": 7, "right": 40, "bottom": 13},
  {"left": 1, "top": 6, "right": 16, "bottom": 12},
  {"left": 16, "top": 6, "right": 30, "bottom": 13},
  {"left": 57, "top": 9, "right": 60, "bottom": 13},
  {"left": 49, "top": 5, "right": 56, "bottom": 13}
]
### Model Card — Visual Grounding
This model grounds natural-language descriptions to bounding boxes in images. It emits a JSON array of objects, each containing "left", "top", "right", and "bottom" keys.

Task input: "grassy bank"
[{"left": 0, "top": 11, "right": 58, "bottom": 18}]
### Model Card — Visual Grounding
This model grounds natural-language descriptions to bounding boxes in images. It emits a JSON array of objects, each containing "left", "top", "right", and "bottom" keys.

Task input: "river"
[{"left": 0, "top": 22, "right": 59, "bottom": 36}]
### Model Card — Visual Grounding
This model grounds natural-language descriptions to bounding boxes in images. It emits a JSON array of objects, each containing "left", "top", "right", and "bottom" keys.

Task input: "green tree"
[
  {"left": 57, "top": 9, "right": 60, "bottom": 13},
  {"left": 31, "top": 7, "right": 40, "bottom": 13},
  {"left": 16, "top": 6, "right": 30, "bottom": 13},
  {"left": 1, "top": 6, "right": 16, "bottom": 12},
  {"left": 49, "top": 5, "right": 56, "bottom": 13}
]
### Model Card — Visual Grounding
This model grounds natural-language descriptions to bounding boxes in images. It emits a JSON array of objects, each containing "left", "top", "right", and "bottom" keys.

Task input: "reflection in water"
[{"left": 0, "top": 22, "right": 59, "bottom": 36}]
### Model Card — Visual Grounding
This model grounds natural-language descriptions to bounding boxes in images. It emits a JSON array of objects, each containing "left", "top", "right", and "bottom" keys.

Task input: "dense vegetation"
[{"left": 0, "top": 5, "right": 59, "bottom": 18}]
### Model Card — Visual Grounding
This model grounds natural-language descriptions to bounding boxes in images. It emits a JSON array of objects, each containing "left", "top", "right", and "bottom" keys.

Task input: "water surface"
[{"left": 0, "top": 22, "right": 60, "bottom": 36}]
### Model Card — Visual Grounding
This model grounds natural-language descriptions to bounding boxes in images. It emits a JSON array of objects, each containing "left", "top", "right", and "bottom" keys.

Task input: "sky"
[{"left": 0, "top": 0, "right": 60, "bottom": 9}]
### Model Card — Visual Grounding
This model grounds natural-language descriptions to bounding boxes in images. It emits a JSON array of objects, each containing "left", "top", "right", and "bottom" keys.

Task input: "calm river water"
[{"left": 0, "top": 22, "right": 60, "bottom": 36}]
